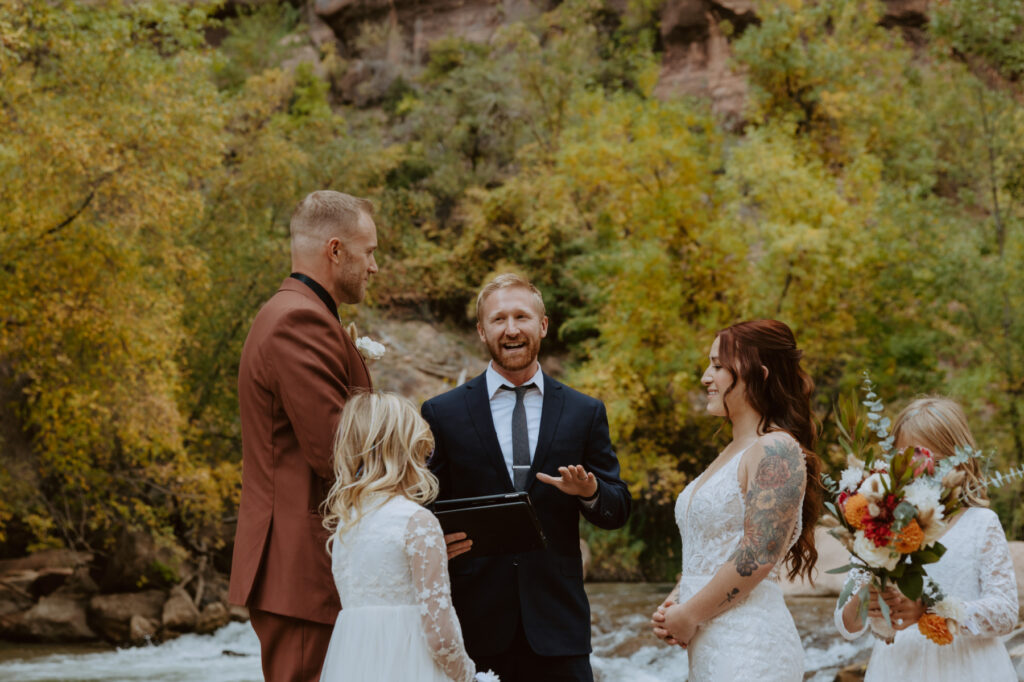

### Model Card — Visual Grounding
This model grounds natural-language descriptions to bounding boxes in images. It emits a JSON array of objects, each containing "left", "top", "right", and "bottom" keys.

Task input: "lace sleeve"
[
  {"left": 405, "top": 508, "right": 476, "bottom": 682},
  {"left": 834, "top": 566, "right": 871, "bottom": 640},
  {"left": 960, "top": 512, "right": 1018, "bottom": 637}
]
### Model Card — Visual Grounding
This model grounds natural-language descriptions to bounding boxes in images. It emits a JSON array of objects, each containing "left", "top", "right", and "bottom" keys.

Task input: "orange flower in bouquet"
[
  {"left": 918, "top": 612, "right": 955, "bottom": 645},
  {"left": 842, "top": 494, "right": 869, "bottom": 530},
  {"left": 893, "top": 519, "right": 924, "bottom": 553}
]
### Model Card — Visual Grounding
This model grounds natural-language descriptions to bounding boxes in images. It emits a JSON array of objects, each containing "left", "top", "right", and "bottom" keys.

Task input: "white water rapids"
[{"left": 0, "top": 583, "right": 872, "bottom": 681}]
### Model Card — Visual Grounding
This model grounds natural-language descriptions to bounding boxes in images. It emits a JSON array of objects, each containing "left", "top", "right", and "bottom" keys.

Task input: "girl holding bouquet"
[
  {"left": 651, "top": 320, "right": 823, "bottom": 680},
  {"left": 834, "top": 397, "right": 1018, "bottom": 681}
]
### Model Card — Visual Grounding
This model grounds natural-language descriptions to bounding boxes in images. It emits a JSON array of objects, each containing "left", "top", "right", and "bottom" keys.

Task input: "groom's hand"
[
  {"left": 444, "top": 532, "right": 472, "bottom": 560},
  {"left": 536, "top": 465, "right": 598, "bottom": 499}
]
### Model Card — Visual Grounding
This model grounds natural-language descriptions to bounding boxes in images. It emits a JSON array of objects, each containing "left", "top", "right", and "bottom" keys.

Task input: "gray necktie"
[{"left": 501, "top": 384, "right": 534, "bottom": 490}]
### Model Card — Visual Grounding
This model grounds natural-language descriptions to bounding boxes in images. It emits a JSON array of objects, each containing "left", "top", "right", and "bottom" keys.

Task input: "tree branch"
[{"left": 42, "top": 189, "right": 96, "bottom": 238}]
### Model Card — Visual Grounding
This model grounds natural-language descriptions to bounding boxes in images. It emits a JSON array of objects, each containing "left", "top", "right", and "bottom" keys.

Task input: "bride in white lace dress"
[
  {"left": 835, "top": 397, "right": 1018, "bottom": 681},
  {"left": 651, "top": 320, "right": 823, "bottom": 681},
  {"left": 319, "top": 392, "right": 497, "bottom": 682}
]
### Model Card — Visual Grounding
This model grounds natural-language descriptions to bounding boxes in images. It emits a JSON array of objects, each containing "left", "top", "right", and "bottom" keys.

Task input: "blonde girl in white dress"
[
  {"left": 319, "top": 392, "right": 497, "bottom": 682},
  {"left": 835, "top": 397, "right": 1018, "bottom": 682}
]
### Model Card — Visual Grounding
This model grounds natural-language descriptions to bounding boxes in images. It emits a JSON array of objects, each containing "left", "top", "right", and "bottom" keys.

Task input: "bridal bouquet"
[{"left": 823, "top": 376, "right": 968, "bottom": 645}]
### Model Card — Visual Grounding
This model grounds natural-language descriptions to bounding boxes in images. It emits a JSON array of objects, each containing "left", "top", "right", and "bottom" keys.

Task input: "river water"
[{"left": 0, "top": 583, "right": 872, "bottom": 681}]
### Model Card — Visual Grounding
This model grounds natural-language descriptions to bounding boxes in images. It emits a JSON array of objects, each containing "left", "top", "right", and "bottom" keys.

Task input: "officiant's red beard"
[{"left": 485, "top": 332, "right": 543, "bottom": 373}]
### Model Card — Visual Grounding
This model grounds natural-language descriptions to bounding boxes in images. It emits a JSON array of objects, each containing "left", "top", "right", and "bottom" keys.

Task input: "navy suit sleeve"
[
  {"left": 580, "top": 400, "right": 631, "bottom": 530},
  {"left": 422, "top": 400, "right": 452, "bottom": 500}
]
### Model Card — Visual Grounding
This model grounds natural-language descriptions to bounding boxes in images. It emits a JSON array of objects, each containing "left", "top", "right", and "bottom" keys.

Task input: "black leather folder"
[{"left": 431, "top": 492, "right": 547, "bottom": 557}]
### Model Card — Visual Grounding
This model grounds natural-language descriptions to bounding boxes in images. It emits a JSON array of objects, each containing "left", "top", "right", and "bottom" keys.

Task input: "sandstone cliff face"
[
  {"left": 314, "top": 0, "right": 547, "bottom": 57},
  {"left": 653, "top": 0, "right": 757, "bottom": 124},
  {"left": 311, "top": 0, "right": 930, "bottom": 121}
]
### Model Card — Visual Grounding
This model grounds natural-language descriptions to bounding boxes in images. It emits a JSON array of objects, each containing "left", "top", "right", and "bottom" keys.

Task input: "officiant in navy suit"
[{"left": 421, "top": 273, "right": 631, "bottom": 682}]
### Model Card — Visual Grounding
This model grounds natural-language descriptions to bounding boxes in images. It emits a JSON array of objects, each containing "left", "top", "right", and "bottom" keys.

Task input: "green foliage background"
[{"left": 1, "top": 0, "right": 1022, "bottom": 580}]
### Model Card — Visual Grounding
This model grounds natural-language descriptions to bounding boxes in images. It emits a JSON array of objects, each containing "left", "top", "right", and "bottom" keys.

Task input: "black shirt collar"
[{"left": 289, "top": 273, "right": 338, "bottom": 320}]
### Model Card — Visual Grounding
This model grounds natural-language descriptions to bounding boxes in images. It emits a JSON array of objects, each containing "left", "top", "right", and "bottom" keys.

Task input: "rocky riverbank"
[
  {"left": 0, "top": 546, "right": 245, "bottom": 646},
  {"left": 4, "top": 527, "right": 1023, "bottom": 651}
]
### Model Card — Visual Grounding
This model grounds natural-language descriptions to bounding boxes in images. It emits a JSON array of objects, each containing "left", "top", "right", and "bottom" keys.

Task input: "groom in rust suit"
[{"left": 229, "top": 191, "right": 378, "bottom": 682}]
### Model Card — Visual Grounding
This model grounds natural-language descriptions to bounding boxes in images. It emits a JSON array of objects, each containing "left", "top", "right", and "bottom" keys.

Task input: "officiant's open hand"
[
  {"left": 536, "top": 465, "right": 598, "bottom": 499},
  {"left": 445, "top": 532, "right": 472, "bottom": 560}
]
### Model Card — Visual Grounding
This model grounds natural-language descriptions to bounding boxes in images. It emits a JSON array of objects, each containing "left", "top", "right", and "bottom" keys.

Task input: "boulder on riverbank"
[
  {"left": 89, "top": 591, "right": 167, "bottom": 642},
  {"left": 16, "top": 594, "right": 96, "bottom": 642}
]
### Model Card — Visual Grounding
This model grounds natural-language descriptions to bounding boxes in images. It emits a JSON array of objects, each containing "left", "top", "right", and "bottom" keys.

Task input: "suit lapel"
[
  {"left": 527, "top": 374, "right": 565, "bottom": 492},
  {"left": 464, "top": 374, "right": 515, "bottom": 491}
]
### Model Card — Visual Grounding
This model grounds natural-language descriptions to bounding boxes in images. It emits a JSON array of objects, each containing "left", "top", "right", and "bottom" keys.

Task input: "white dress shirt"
[
  {"left": 485, "top": 361, "right": 544, "bottom": 483},
  {"left": 484, "top": 362, "right": 599, "bottom": 506}
]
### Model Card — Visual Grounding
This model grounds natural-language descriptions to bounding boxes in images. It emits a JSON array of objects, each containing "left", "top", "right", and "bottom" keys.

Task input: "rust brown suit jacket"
[{"left": 228, "top": 277, "right": 372, "bottom": 624}]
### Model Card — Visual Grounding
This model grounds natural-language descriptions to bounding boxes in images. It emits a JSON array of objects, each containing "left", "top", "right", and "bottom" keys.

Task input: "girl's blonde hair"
[
  {"left": 322, "top": 392, "right": 438, "bottom": 543},
  {"left": 891, "top": 396, "right": 989, "bottom": 507}
]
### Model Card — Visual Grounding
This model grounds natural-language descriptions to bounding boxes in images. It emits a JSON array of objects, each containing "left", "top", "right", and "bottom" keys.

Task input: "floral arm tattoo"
[{"left": 729, "top": 438, "right": 805, "bottom": 578}]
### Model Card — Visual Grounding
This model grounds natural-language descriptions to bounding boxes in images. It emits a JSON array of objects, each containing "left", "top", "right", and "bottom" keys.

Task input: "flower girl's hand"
[
  {"left": 880, "top": 586, "right": 925, "bottom": 629},
  {"left": 651, "top": 600, "right": 680, "bottom": 646},
  {"left": 866, "top": 584, "right": 883, "bottom": 619}
]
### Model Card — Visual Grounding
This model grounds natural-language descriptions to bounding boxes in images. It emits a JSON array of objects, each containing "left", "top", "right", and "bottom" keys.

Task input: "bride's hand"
[
  {"left": 662, "top": 603, "right": 698, "bottom": 647},
  {"left": 651, "top": 600, "right": 681, "bottom": 646}
]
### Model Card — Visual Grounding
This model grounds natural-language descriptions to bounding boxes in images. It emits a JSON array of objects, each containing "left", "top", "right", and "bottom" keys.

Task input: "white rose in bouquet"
[{"left": 853, "top": 530, "right": 899, "bottom": 571}]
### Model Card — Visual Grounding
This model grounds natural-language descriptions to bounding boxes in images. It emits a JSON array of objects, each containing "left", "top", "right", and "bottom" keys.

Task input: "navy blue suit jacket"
[{"left": 422, "top": 371, "right": 631, "bottom": 658}]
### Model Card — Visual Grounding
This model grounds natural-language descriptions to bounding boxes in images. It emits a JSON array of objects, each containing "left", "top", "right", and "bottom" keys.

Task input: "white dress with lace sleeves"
[
  {"left": 405, "top": 508, "right": 476, "bottom": 682},
  {"left": 831, "top": 506, "right": 1018, "bottom": 682},
  {"left": 319, "top": 495, "right": 485, "bottom": 682},
  {"left": 960, "top": 509, "right": 1018, "bottom": 638}
]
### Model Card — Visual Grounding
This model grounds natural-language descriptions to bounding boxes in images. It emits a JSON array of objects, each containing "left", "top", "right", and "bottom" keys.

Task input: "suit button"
[{"left": 512, "top": 560, "right": 519, "bottom": 567}]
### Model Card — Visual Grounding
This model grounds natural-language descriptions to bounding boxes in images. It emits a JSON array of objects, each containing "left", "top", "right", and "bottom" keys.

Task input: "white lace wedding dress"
[
  {"left": 673, "top": 442, "right": 805, "bottom": 681},
  {"left": 319, "top": 495, "right": 478, "bottom": 682},
  {"left": 834, "top": 506, "right": 1018, "bottom": 681}
]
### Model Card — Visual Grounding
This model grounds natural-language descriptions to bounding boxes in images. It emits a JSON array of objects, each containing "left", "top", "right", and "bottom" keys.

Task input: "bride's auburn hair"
[
  {"left": 716, "top": 319, "right": 822, "bottom": 582},
  {"left": 322, "top": 392, "right": 438, "bottom": 545}
]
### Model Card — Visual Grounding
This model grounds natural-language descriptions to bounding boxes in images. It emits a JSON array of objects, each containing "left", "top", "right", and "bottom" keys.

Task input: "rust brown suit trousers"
[{"left": 228, "top": 277, "right": 372, "bottom": 682}]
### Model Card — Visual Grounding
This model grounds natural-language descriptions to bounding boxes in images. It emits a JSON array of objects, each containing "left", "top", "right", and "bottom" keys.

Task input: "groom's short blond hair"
[
  {"left": 475, "top": 273, "right": 546, "bottom": 321},
  {"left": 290, "top": 191, "right": 374, "bottom": 249}
]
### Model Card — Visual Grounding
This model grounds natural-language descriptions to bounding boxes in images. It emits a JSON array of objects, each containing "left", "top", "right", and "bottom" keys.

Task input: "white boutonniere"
[{"left": 355, "top": 336, "right": 386, "bottom": 360}]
